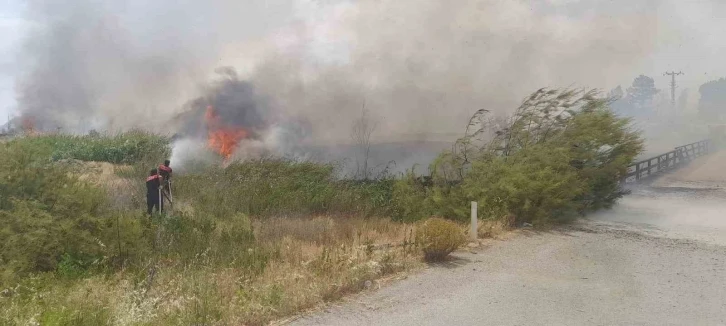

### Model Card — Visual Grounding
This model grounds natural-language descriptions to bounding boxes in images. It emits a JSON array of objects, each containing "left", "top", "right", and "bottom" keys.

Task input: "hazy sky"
[
  {"left": 0, "top": 0, "right": 25, "bottom": 123},
  {"left": 1, "top": 0, "right": 725, "bottom": 128}
]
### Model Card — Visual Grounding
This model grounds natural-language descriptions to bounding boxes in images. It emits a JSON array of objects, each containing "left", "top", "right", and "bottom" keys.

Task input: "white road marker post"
[{"left": 470, "top": 201, "right": 478, "bottom": 241}]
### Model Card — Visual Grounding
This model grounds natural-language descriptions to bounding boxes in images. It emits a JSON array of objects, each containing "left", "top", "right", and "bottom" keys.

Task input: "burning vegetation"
[
  {"left": 170, "top": 68, "right": 277, "bottom": 163},
  {"left": 204, "top": 105, "right": 250, "bottom": 160}
]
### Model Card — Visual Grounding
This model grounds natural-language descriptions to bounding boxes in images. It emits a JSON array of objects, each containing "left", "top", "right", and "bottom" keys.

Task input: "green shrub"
[
  {"left": 561, "top": 106, "right": 643, "bottom": 211},
  {"left": 0, "top": 143, "right": 111, "bottom": 282},
  {"left": 416, "top": 217, "right": 466, "bottom": 261},
  {"left": 390, "top": 167, "right": 470, "bottom": 223},
  {"left": 0, "top": 199, "right": 105, "bottom": 282},
  {"left": 391, "top": 172, "right": 430, "bottom": 222},
  {"left": 463, "top": 145, "right": 585, "bottom": 226},
  {"left": 100, "top": 211, "right": 156, "bottom": 267},
  {"left": 393, "top": 88, "right": 643, "bottom": 225},
  {"left": 0, "top": 142, "right": 102, "bottom": 211},
  {"left": 56, "top": 253, "right": 90, "bottom": 279},
  {"left": 0, "top": 141, "right": 158, "bottom": 282}
]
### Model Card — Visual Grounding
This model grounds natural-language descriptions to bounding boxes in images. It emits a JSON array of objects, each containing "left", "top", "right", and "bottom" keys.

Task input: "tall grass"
[
  {"left": 3, "top": 131, "right": 170, "bottom": 164},
  {"left": 172, "top": 159, "right": 395, "bottom": 218}
]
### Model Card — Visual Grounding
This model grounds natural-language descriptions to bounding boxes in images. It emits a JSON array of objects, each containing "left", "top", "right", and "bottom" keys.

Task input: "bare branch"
[{"left": 350, "top": 106, "right": 378, "bottom": 180}]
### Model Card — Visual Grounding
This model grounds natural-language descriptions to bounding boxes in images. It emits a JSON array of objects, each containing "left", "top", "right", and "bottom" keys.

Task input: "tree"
[
  {"left": 698, "top": 78, "right": 726, "bottom": 121},
  {"left": 608, "top": 86, "right": 624, "bottom": 101},
  {"left": 608, "top": 86, "right": 629, "bottom": 117},
  {"left": 609, "top": 75, "right": 659, "bottom": 119},
  {"left": 350, "top": 108, "right": 378, "bottom": 180},
  {"left": 626, "top": 75, "right": 659, "bottom": 107}
]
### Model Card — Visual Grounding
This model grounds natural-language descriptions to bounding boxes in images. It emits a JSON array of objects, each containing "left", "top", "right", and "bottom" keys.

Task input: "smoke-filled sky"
[{"left": 1, "top": 0, "right": 726, "bottom": 141}]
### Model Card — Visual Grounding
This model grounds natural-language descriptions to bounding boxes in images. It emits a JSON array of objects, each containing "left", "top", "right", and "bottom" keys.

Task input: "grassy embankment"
[{"left": 0, "top": 88, "right": 643, "bottom": 325}]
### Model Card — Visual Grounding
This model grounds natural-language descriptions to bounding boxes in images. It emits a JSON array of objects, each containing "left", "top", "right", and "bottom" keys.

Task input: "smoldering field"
[{"left": 13, "top": 0, "right": 718, "bottom": 171}]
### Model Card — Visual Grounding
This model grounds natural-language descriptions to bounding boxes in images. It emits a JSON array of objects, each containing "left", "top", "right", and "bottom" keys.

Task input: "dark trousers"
[{"left": 147, "top": 194, "right": 163, "bottom": 215}]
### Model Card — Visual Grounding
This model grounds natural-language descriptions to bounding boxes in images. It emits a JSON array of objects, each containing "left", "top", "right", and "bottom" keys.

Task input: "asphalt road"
[{"left": 290, "top": 155, "right": 726, "bottom": 326}]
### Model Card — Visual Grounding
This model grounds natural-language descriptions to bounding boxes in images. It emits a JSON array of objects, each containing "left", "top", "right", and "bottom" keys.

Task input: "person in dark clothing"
[
  {"left": 158, "top": 160, "right": 172, "bottom": 180},
  {"left": 146, "top": 168, "right": 162, "bottom": 215},
  {"left": 158, "top": 159, "right": 172, "bottom": 204}
]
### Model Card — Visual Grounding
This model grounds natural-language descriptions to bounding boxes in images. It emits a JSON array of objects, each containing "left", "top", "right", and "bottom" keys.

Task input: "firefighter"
[
  {"left": 146, "top": 168, "right": 163, "bottom": 215},
  {"left": 158, "top": 159, "right": 172, "bottom": 180},
  {"left": 158, "top": 159, "right": 172, "bottom": 205}
]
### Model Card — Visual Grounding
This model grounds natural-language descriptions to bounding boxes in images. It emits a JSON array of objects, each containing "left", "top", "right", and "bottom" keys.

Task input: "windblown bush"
[
  {"left": 393, "top": 88, "right": 643, "bottom": 225},
  {"left": 416, "top": 217, "right": 466, "bottom": 261},
  {"left": 391, "top": 168, "right": 470, "bottom": 222},
  {"left": 463, "top": 145, "right": 585, "bottom": 225}
]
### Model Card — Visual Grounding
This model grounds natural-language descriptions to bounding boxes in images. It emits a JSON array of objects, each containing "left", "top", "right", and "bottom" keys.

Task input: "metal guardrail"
[{"left": 623, "top": 139, "right": 711, "bottom": 183}]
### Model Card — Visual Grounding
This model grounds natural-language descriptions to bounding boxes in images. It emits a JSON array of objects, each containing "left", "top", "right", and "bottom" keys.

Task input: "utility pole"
[{"left": 664, "top": 71, "right": 684, "bottom": 108}]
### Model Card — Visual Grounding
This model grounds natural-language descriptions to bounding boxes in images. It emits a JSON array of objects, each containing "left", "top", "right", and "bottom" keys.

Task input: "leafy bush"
[
  {"left": 416, "top": 217, "right": 466, "bottom": 261},
  {"left": 393, "top": 88, "right": 643, "bottom": 226},
  {"left": 391, "top": 171, "right": 431, "bottom": 222},
  {"left": 0, "top": 143, "right": 111, "bottom": 283},
  {"left": 0, "top": 199, "right": 105, "bottom": 282},
  {"left": 562, "top": 107, "right": 643, "bottom": 211},
  {"left": 0, "top": 141, "right": 157, "bottom": 283},
  {"left": 390, "top": 169, "right": 468, "bottom": 222},
  {"left": 463, "top": 145, "right": 585, "bottom": 225}
]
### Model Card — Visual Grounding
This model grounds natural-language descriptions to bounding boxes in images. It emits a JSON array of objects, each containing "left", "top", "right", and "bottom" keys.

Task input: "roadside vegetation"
[
  {"left": 0, "top": 88, "right": 642, "bottom": 325},
  {"left": 393, "top": 88, "right": 643, "bottom": 226}
]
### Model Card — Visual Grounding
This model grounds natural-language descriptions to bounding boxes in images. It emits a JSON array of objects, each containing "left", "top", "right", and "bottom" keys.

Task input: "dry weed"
[{"left": 477, "top": 218, "right": 511, "bottom": 239}]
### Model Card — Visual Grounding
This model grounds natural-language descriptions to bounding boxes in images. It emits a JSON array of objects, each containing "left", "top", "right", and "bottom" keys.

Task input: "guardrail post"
[
  {"left": 647, "top": 159, "right": 652, "bottom": 177},
  {"left": 657, "top": 156, "right": 661, "bottom": 173},
  {"left": 635, "top": 163, "right": 640, "bottom": 181}
]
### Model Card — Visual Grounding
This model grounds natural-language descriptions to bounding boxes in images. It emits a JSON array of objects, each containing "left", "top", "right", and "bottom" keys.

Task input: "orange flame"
[{"left": 204, "top": 106, "right": 249, "bottom": 160}]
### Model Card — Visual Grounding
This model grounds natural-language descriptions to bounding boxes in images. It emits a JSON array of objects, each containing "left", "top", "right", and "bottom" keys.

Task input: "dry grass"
[
  {"left": 255, "top": 216, "right": 407, "bottom": 247},
  {"left": 59, "top": 160, "right": 137, "bottom": 209},
  {"left": 2, "top": 216, "right": 422, "bottom": 326},
  {"left": 477, "top": 218, "right": 511, "bottom": 239}
]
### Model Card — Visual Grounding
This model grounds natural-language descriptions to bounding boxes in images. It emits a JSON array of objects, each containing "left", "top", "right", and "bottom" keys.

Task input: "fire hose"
[
  {"left": 168, "top": 180, "right": 173, "bottom": 203},
  {"left": 163, "top": 180, "right": 173, "bottom": 210},
  {"left": 157, "top": 180, "right": 173, "bottom": 215}
]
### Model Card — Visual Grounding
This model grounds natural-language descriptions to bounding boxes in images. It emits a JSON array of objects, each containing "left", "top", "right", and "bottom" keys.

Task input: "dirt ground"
[{"left": 288, "top": 152, "right": 726, "bottom": 326}]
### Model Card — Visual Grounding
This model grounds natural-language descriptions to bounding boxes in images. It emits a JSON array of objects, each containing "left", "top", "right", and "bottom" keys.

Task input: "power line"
[{"left": 664, "top": 71, "right": 684, "bottom": 108}]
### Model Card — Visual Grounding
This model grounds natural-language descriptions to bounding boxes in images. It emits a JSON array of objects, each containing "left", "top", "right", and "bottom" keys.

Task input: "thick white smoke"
[{"left": 14, "top": 0, "right": 726, "bottom": 168}]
